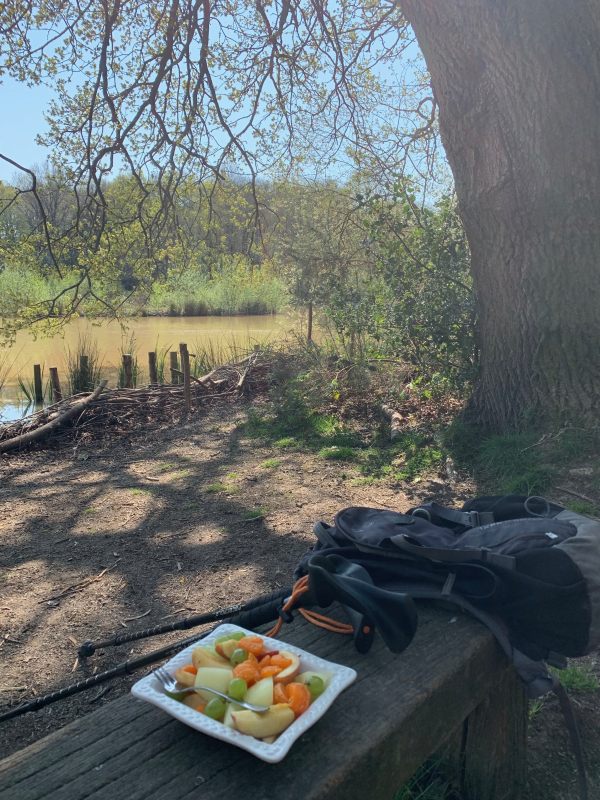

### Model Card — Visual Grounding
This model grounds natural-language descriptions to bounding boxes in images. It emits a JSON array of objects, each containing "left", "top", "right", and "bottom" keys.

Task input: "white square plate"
[{"left": 130, "top": 623, "right": 357, "bottom": 763}]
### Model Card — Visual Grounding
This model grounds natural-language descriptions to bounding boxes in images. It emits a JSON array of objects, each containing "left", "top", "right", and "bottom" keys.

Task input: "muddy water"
[{"left": 0, "top": 315, "right": 295, "bottom": 420}]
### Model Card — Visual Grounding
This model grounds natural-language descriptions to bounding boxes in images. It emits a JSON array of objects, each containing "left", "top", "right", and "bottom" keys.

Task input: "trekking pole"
[
  {"left": 0, "top": 587, "right": 290, "bottom": 725},
  {"left": 77, "top": 587, "right": 291, "bottom": 658},
  {"left": 0, "top": 630, "right": 206, "bottom": 724}
]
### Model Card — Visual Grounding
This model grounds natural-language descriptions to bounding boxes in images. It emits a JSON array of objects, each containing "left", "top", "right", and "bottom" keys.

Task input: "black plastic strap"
[
  {"left": 389, "top": 534, "right": 517, "bottom": 571},
  {"left": 441, "top": 573, "right": 456, "bottom": 596},
  {"left": 412, "top": 502, "right": 495, "bottom": 529},
  {"left": 554, "top": 680, "right": 589, "bottom": 800}
]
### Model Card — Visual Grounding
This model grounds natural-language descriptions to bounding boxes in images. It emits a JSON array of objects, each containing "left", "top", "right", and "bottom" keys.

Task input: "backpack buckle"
[
  {"left": 466, "top": 510, "right": 495, "bottom": 527},
  {"left": 468, "top": 510, "right": 482, "bottom": 527}
]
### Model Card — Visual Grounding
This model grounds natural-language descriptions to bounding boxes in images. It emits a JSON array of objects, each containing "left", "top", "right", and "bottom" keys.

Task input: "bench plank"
[{"left": 0, "top": 609, "right": 525, "bottom": 800}]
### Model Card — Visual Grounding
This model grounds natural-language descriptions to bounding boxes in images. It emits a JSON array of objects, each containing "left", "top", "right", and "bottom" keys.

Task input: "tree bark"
[{"left": 402, "top": 0, "right": 600, "bottom": 430}]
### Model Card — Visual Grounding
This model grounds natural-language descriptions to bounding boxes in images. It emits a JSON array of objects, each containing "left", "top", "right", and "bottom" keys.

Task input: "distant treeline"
[{"left": 0, "top": 171, "right": 475, "bottom": 387}]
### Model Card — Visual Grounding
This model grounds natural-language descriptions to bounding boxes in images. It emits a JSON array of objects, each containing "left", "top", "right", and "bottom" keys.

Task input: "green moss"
[
  {"left": 205, "top": 482, "right": 236, "bottom": 494},
  {"left": 359, "top": 432, "right": 444, "bottom": 483},
  {"left": 261, "top": 458, "right": 282, "bottom": 469},
  {"left": 445, "top": 420, "right": 600, "bottom": 496},
  {"left": 242, "top": 507, "right": 267, "bottom": 521},
  {"left": 274, "top": 437, "right": 298, "bottom": 448},
  {"left": 318, "top": 446, "right": 358, "bottom": 461}
]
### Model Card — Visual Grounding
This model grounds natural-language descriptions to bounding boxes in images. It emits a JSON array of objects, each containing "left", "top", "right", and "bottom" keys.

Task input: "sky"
[
  {"left": 0, "top": 77, "right": 53, "bottom": 182},
  {"left": 0, "top": 30, "right": 436, "bottom": 187}
]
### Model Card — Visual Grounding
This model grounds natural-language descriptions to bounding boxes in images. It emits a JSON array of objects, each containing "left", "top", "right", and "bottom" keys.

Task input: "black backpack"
[
  {"left": 295, "top": 495, "right": 598, "bottom": 694},
  {"left": 293, "top": 495, "right": 598, "bottom": 798}
]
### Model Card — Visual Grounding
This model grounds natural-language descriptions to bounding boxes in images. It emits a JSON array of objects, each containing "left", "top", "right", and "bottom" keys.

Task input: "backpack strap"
[
  {"left": 389, "top": 533, "right": 517, "bottom": 570},
  {"left": 411, "top": 501, "right": 495, "bottom": 529},
  {"left": 554, "top": 680, "right": 589, "bottom": 800},
  {"left": 313, "top": 521, "right": 342, "bottom": 549}
]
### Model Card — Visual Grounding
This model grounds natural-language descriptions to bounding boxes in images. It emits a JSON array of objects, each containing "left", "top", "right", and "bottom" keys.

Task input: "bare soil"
[{"left": 0, "top": 398, "right": 598, "bottom": 799}]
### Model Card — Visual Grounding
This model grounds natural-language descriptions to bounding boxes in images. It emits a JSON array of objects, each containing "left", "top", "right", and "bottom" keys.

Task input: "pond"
[{"left": 0, "top": 314, "right": 298, "bottom": 422}]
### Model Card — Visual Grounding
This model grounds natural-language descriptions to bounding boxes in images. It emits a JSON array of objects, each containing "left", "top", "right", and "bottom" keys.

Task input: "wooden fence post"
[
  {"left": 148, "top": 352, "right": 158, "bottom": 385},
  {"left": 170, "top": 351, "right": 179, "bottom": 385},
  {"left": 179, "top": 342, "right": 191, "bottom": 414},
  {"left": 122, "top": 354, "right": 133, "bottom": 389},
  {"left": 49, "top": 367, "right": 62, "bottom": 402},
  {"left": 33, "top": 364, "right": 44, "bottom": 404},
  {"left": 79, "top": 355, "right": 89, "bottom": 391}
]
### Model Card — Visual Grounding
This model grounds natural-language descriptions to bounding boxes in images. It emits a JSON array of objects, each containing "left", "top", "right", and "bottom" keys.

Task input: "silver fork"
[{"left": 153, "top": 666, "right": 269, "bottom": 713}]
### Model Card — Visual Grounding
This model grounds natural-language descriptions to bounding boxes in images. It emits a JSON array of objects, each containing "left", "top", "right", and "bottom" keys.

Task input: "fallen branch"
[
  {"left": 237, "top": 352, "right": 258, "bottom": 392},
  {"left": 171, "top": 362, "right": 243, "bottom": 386},
  {"left": 122, "top": 608, "right": 151, "bottom": 623},
  {"left": 556, "top": 486, "right": 598, "bottom": 505},
  {"left": 38, "top": 559, "right": 121, "bottom": 604},
  {"left": 89, "top": 686, "right": 111, "bottom": 704},
  {"left": 0, "top": 381, "right": 108, "bottom": 453}
]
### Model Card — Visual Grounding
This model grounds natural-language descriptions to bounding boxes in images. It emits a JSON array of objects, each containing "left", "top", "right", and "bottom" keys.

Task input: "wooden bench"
[{"left": 0, "top": 607, "right": 527, "bottom": 800}]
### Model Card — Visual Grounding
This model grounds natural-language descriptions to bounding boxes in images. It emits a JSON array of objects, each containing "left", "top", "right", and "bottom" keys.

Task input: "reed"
[
  {"left": 17, "top": 367, "right": 49, "bottom": 406},
  {"left": 66, "top": 335, "right": 103, "bottom": 394},
  {"left": 190, "top": 335, "right": 257, "bottom": 376},
  {"left": 153, "top": 338, "right": 172, "bottom": 384},
  {"left": 118, "top": 333, "right": 139, "bottom": 388},
  {"left": 0, "top": 347, "right": 20, "bottom": 394}
]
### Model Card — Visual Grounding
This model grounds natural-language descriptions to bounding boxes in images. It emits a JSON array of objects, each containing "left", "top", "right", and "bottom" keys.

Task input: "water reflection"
[{"left": 0, "top": 401, "right": 33, "bottom": 423}]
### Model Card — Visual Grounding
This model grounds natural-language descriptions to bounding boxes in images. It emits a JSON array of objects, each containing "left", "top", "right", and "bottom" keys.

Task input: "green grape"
[
  {"left": 230, "top": 648, "right": 249, "bottom": 666},
  {"left": 215, "top": 631, "right": 245, "bottom": 645},
  {"left": 228, "top": 678, "right": 248, "bottom": 701},
  {"left": 306, "top": 675, "right": 325, "bottom": 700},
  {"left": 165, "top": 689, "right": 186, "bottom": 701},
  {"left": 204, "top": 697, "right": 227, "bottom": 720}
]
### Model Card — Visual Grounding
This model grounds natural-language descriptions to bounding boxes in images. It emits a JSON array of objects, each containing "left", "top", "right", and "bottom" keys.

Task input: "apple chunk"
[
  {"left": 215, "top": 638, "right": 242, "bottom": 660},
  {"left": 182, "top": 693, "right": 206, "bottom": 713},
  {"left": 192, "top": 647, "right": 231, "bottom": 670},
  {"left": 245, "top": 676, "right": 273, "bottom": 707},
  {"left": 273, "top": 651, "right": 300, "bottom": 684},
  {"left": 223, "top": 702, "right": 243, "bottom": 728},
  {"left": 231, "top": 704, "right": 295, "bottom": 738},
  {"left": 194, "top": 667, "right": 233, "bottom": 701},
  {"left": 173, "top": 667, "right": 196, "bottom": 688}
]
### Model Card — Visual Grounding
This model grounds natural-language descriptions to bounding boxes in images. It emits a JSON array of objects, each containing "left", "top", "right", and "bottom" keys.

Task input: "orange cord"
[{"left": 266, "top": 575, "right": 354, "bottom": 638}]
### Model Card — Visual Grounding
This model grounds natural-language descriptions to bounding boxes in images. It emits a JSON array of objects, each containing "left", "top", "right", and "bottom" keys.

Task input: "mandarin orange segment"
[
  {"left": 237, "top": 636, "right": 265, "bottom": 656},
  {"left": 270, "top": 654, "right": 292, "bottom": 668},
  {"left": 260, "top": 665, "right": 282, "bottom": 678},
  {"left": 182, "top": 664, "right": 197, "bottom": 674},
  {"left": 273, "top": 683, "right": 289, "bottom": 704},
  {"left": 285, "top": 682, "right": 311, "bottom": 717},
  {"left": 258, "top": 655, "right": 272, "bottom": 669},
  {"left": 233, "top": 661, "right": 261, "bottom": 686}
]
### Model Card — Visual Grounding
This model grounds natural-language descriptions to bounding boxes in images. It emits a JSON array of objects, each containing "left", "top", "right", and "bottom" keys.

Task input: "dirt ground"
[{"left": 0, "top": 398, "right": 598, "bottom": 799}]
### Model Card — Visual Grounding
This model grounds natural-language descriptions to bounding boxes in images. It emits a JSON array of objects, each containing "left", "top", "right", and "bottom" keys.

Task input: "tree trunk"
[{"left": 402, "top": 0, "right": 600, "bottom": 430}]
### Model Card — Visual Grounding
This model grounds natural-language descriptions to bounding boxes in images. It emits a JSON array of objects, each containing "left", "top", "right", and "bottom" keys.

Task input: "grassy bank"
[{"left": 0, "top": 262, "right": 289, "bottom": 320}]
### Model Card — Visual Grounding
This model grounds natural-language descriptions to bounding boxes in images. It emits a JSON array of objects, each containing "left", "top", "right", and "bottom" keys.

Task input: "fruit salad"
[{"left": 164, "top": 630, "right": 330, "bottom": 742}]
